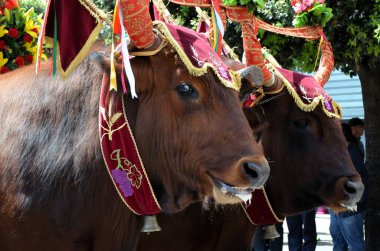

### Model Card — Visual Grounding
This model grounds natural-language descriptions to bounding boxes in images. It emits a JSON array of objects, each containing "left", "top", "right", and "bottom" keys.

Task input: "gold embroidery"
[
  {"left": 100, "top": 105, "right": 126, "bottom": 141},
  {"left": 111, "top": 149, "right": 143, "bottom": 189}
]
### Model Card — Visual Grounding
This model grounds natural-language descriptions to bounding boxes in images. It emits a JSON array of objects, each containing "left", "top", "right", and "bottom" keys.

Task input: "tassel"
[
  {"left": 109, "top": 40, "right": 118, "bottom": 91},
  {"left": 109, "top": 2, "right": 119, "bottom": 91}
]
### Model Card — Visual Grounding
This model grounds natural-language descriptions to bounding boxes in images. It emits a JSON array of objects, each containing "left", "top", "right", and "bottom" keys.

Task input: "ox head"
[
  {"left": 94, "top": 23, "right": 270, "bottom": 212},
  {"left": 225, "top": 58, "right": 363, "bottom": 217},
  {"left": 243, "top": 76, "right": 364, "bottom": 217}
]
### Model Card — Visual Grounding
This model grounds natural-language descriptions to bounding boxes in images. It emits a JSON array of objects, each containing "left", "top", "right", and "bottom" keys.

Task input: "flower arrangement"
[
  {"left": 291, "top": 0, "right": 333, "bottom": 27},
  {"left": 0, "top": 0, "right": 42, "bottom": 74}
]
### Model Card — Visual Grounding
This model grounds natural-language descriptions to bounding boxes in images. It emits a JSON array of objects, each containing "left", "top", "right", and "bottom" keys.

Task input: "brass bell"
[
  {"left": 141, "top": 215, "right": 162, "bottom": 234},
  {"left": 263, "top": 224, "right": 280, "bottom": 239}
]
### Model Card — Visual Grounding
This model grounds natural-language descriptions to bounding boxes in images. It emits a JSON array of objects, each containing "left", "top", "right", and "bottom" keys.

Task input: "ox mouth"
[
  {"left": 209, "top": 175, "right": 254, "bottom": 204},
  {"left": 338, "top": 202, "right": 357, "bottom": 212}
]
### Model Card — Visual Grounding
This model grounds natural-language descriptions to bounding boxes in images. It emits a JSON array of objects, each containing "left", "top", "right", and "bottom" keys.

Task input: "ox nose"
[
  {"left": 243, "top": 161, "right": 270, "bottom": 188},
  {"left": 343, "top": 180, "right": 365, "bottom": 205}
]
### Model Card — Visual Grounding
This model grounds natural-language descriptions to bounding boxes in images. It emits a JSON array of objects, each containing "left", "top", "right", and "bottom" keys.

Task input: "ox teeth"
[{"left": 339, "top": 203, "right": 357, "bottom": 212}]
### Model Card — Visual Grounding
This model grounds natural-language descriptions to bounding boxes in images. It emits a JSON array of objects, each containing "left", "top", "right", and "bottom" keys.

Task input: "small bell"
[
  {"left": 263, "top": 224, "right": 280, "bottom": 239},
  {"left": 141, "top": 215, "right": 161, "bottom": 234}
]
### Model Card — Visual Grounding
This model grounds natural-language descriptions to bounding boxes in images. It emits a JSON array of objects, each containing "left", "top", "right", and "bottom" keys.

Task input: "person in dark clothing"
[
  {"left": 329, "top": 120, "right": 368, "bottom": 251},
  {"left": 286, "top": 209, "right": 317, "bottom": 251}
]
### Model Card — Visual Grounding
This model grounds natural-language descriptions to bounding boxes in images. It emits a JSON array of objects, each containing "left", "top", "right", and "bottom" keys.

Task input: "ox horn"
[
  {"left": 237, "top": 65, "right": 264, "bottom": 88},
  {"left": 119, "top": 0, "right": 157, "bottom": 49},
  {"left": 313, "top": 38, "right": 334, "bottom": 87}
]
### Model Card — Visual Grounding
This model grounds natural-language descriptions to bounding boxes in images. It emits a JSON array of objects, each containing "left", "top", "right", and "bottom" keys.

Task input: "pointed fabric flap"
[{"left": 44, "top": 0, "right": 104, "bottom": 78}]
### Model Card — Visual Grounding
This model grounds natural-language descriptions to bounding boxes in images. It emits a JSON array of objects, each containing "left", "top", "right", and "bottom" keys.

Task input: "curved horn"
[
  {"left": 120, "top": 0, "right": 155, "bottom": 49},
  {"left": 313, "top": 38, "right": 334, "bottom": 87}
]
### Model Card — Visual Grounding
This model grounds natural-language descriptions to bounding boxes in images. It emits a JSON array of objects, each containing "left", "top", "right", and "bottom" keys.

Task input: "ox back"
[{"left": 137, "top": 89, "right": 363, "bottom": 251}]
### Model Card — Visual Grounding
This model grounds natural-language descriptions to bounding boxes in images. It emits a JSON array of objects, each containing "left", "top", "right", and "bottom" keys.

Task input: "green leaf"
[
  {"left": 253, "top": 0, "right": 265, "bottom": 7},
  {"left": 310, "top": 4, "right": 324, "bottom": 16},
  {"left": 222, "top": 0, "right": 238, "bottom": 6},
  {"left": 239, "top": 0, "right": 250, "bottom": 6}
]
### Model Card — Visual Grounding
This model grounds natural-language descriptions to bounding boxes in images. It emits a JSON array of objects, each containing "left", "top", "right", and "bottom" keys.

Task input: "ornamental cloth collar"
[
  {"left": 271, "top": 67, "right": 342, "bottom": 119},
  {"left": 243, "top": 188, "right": 284, "bottom": 225},
  {"left": 153, "top": 21, "right": 241, "bottom": 91},
  {"left": 99, "top": 74, "right": 161, "bottom": 215}
]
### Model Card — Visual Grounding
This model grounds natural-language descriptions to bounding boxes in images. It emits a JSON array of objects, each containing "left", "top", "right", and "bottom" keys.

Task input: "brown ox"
[
  {"left": 0, "top": 40, "right": 270, "bottom": 250},
  {"left": 137, "top": 67, "right": 364, "bottom": 251}
]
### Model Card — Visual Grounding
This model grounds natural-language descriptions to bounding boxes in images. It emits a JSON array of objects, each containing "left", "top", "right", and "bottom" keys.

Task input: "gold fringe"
[
  {"left": 121, "top": 98, "right": 162, "bottom": 211},
  {"left": 267, "top": 63, "right": 342, "bottom": 119},
  {"left": 154, "top": 21, "right": 241, "bottom": 91},
  {"left": 45, "top": 20, "right": 103, "bottom": 79},
  {"left": 262, "top": 48, "right": 342, "bottom": 118},
  {"left": 78, "top": 0, "right": 108, "bottom": 22}
]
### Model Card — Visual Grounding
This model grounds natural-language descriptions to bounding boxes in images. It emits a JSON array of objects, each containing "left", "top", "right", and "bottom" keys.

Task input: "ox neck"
[{"left": 99, "top": 77, "right": 162, "bottom": 215}]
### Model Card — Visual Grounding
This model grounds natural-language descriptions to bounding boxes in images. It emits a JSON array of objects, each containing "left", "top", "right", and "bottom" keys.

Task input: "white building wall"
[{"left": 324, "top": 71, "right": 364, "bottom": 120}]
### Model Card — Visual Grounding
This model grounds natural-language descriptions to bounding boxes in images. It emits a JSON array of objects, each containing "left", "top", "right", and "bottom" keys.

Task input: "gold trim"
[
  {"left": 241, "top": 202, "right": 256, "bottom": 225},
  {"left": 78, "top": 0, "right": 108, "bottom": 20},
  {"left": 153, "top": 21, "right": 241, "bottom": 91},
  {"left": 261, "top": 187, "right": 284, "bottom": 223},
  {"left": 240, "top": 188, "right": 284, "bottom": 225},
  {"left": 99, "top": 95, "right": 162, "bottom": 215},
  {"left": 45, "top": 20, "right": 103, "bottom": 79},
  {"left": 121, "top": 97, "right": 162, "bottom": 211}
]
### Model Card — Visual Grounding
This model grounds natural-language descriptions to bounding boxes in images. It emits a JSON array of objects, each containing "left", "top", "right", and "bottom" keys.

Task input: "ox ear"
[
  {"left": 237, "top": 66, "right": 263, "bottom": 102},
  {"left": 90, "top": 52, "right": 127, "bottom": 91},
  {"left": 91, "top": 52, "right": 111, "bottom": 73}
]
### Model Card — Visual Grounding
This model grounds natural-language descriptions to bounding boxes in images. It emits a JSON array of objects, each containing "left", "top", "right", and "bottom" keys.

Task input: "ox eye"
[
  {"left": 293, "top": 119, "right": 311, "bottom": 129},
  {"left": 176, "top": 83, "right": 197, "bottom": 98}
]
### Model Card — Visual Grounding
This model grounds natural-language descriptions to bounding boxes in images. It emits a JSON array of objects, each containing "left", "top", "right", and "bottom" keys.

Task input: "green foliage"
[
  {"left": 371, "top": 0, "right": 380, "bottom": 42},
  {"left": 93, "top": 0, "right": 115, "bottom": 45},
  {"left": 222, "top": 0, "right": 265, "bottom": 13},
  {"left": 255, "top": 0, "right": 380, "bottom": 74},
  {"left": 19, "top": 0, "right": 45, "bottom": 15}
]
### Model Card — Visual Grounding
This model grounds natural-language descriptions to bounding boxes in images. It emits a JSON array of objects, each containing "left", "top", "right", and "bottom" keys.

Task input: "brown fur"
[
  {"left": 137, "top": 88, "right": 362, "bottom": 251},
  {"left": 0, "top": 44, "right": 267, "bottom": 251}
]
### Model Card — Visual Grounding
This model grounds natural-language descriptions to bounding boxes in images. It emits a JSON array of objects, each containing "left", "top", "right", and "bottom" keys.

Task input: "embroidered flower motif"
[
  {"left": 111, "top": 169, "right": 133, "bottom": 197},
  {"left": 127, "top": 165, "right": 143, "bottom": 189},
  {"left": 323, "top": 97, "right": 333, "bottom": 111},
  {"left": 218, "top": 66, "right": 230, "bottom": 80}
]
